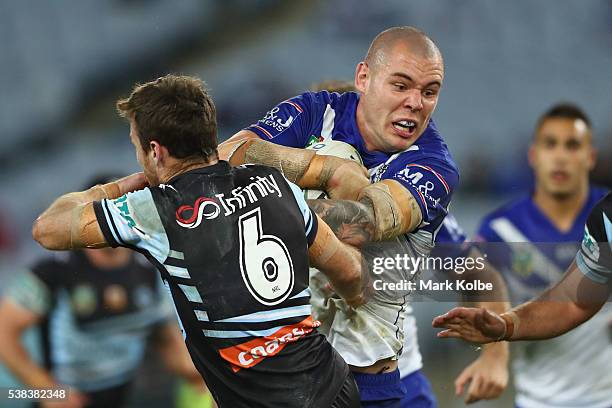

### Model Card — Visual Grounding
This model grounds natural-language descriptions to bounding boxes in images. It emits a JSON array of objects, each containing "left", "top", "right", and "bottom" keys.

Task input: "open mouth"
[
  {"left": 392, "top": 120, "right": 418, "bottom": 136},
  {"left": 551, "top": 170, "right": 569, "bottom": 182}
]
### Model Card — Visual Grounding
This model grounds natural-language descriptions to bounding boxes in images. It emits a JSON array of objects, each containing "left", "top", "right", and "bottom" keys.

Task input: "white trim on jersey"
[
  {"left": 321, "top": 104, "right": 336, "bottom": 141},
  {"left": 165, "top": 265, "right": 191, "bottom": 279},
  {"left": 490, "top": 217, "right": 564, "bottom": 282}
]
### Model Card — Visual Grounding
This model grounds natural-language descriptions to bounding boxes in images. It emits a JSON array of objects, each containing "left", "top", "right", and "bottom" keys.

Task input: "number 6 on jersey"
[{"left": 239, "top": 207, "right": 295, "bottom": 305}]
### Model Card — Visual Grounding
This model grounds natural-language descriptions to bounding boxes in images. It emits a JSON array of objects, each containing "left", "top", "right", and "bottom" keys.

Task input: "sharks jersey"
[
  {"left": 476, "top": 187, "right": 612, "bottom": 408},
  {"left": 93, "top": 162, "right": 352, "bottom": 408},
  {"left": 246, "top": 91, "right": 458, "bottom": 366},
  {"left": 576, "top": 192, "right": 612, "bottom": 285},
  {"left": 5, "top": 251, "right": 170, "bottom": 393}
]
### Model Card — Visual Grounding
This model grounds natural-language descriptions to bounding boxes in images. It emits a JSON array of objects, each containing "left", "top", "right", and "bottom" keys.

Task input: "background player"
[
  {"left": 433, "top": 193, "right": 611, "bottom": 349},
  {"left": 0, "top": 174, "right": 202, "bottom": 408},
  {"left": 438, "top": 104, "right": 611, "bottom": 408},
  {"left": 31, "top": 74, "right": 370, "bottom": 407},
  {"left": 219, "top": 26, "right": 459, "bottom": 407}
]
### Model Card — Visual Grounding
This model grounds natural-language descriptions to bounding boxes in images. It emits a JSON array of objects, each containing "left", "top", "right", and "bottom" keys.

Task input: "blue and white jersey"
[
  {"left": 398, "top": 213, "right": 467, "bottom": 378},
  {"left": 476, "top": 187, "right": 612, "bottom": 408},
  {"left": 246, "top": 91, "right": 459, "bottom": 241},
  {"left": 247, "top": 91, "right": 458, "bottom": 366}
]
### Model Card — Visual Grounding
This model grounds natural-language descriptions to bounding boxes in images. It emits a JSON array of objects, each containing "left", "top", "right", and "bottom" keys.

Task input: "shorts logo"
[{"left": 175, "top": 197, "right": 221, "bottom": 228}]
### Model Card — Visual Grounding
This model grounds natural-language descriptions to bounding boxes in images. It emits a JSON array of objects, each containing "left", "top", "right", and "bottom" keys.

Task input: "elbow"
[{"left": 32, "top": 217, "right": 60, "bottom": 250}]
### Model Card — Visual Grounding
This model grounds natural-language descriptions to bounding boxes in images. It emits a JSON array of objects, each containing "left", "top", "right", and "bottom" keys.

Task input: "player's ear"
[
  {"left": 354, "top": 62, "right": 368, "bottom": 93},
  {"left": 588, "top": 147, "right": 597, "bottom": 171},
  {"left": 150, "top": 141, "right": 162, "bottom": 162},
  {"left": 527, "top": 144, "right": 537, "bottom": 168}
]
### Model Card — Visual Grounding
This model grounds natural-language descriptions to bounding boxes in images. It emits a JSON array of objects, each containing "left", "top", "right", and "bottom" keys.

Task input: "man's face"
[
  {"left": 530, "top": 117, "right": 594, "bottom": 199},
  {"left": 355, "top": 42, "right": 444, "bottom": 152},
  {"left": 129, "top": 120, "right": 159, "bottom": 186}
]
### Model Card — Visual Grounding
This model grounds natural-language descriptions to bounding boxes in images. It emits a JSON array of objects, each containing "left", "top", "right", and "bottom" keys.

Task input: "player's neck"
[
  {"left": 533, "top": 185, "right": 588, "bottom": 233},
  {"left": 159, "top": 156, "right": 219, "bottom": 183}
]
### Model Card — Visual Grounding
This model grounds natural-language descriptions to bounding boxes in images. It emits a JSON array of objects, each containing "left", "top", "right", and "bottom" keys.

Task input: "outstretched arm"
[
  {"left": 32, "top": 173, "right": 148, "bottom": 250},
  {"left": 433, "top": 261, "right": 609, "bottom": 343}
]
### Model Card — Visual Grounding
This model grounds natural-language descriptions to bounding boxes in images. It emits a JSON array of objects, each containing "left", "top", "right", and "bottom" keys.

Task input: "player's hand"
[
  {"left": 116, "top": 172, "right": 149, "bottom": 194},
  {"left": 40, "top": 388, "right": 89, "bottom": 408},
  {"left": 454, "top": 343, "right": 509, "bottom": 404},
  {"left": 326, "top": 159, "right": 370, "bottom": 201},
  {"left": 432, "top": 307, "right": 506, "bottom": 343}
]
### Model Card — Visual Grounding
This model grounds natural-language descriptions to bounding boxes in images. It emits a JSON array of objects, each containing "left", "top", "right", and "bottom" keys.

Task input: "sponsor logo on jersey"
[
  {"left": 113, "top": 195, "right": 136, "bottom": 228},
  {"left": 71, "top": 284, "right": 97, "bottom": 316},
  {"left": 258, "top": 100, "right": 302, "bottom": 134},
  {"left": 218, "top": 316, "right": 318, "bottom": 372},
  {"left": 582, "top": 226, "right": 600, "bottom": 261},
  {"left": 175, "top": 174, "right": 282, "bottom": 228}
]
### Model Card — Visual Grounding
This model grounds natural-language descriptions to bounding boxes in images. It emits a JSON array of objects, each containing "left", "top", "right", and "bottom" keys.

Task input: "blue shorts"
[
  {"left": 353, "top": 369, "right": 405, "bottom": 408},
  {"left": 400, "top": 370, "right": 437, "bottom": 408}
]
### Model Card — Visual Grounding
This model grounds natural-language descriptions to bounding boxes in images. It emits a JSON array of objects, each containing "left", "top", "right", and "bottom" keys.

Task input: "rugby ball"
[{"left": 303, "top": 140, "right": 363, "bottom": 200}]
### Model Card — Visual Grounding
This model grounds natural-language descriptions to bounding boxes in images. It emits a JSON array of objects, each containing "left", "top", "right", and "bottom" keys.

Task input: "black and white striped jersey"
[{"left": 93, "top": 161, "right": 350, "bottom": 407}]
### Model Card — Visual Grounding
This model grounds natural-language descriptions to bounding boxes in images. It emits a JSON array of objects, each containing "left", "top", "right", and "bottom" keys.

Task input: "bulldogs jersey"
[
  {"left": 247, "top": 90, "right": 459, "bottom": 244},
  {"left": 476, "top": 187, "right": 612, "bottom": 408},
  {"left": 93, "top": 162, "right": 351, "bottom": 408},
  {"left": 398, "top": 213, "right": 468, "bottom": 378}
]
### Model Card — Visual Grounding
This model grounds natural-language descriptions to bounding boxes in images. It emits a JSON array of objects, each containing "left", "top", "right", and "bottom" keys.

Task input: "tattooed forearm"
[{"left": 308, "top": 198, "right": 375, "bottom": 247}]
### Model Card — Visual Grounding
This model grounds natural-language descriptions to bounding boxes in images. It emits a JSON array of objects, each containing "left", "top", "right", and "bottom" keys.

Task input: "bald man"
[{"left": 220, "top": 27, "right": 459, "bottom": 407}]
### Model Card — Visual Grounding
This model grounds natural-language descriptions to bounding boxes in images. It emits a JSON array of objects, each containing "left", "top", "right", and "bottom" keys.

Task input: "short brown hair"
[{"left": 117, "top": 74, "right": 218, "bottom": 160}]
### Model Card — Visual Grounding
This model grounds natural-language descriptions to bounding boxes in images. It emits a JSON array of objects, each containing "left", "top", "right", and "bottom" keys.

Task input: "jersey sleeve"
[
  {"left": 93, "top": 188, "right": 169, "bottom": 260},
  {"left": 4, "top": 268, "right": 52, "bottom": 316},
  {"left": 575, "top": 193, "right": 612, "bottom": 284},
  {"left": 286, "top": 179, "right": 318, "bottom": 246},
  {"left": 244, "top": 92, "right": 323, "bottom": 148},
  {"left": 387, "top": 160, "right": 458, "bottom": 226}
]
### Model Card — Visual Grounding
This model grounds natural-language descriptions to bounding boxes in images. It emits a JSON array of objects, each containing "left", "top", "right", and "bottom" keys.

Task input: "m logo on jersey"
[{"left": 175, "top": 197, "right": 221, "bottom": 228}]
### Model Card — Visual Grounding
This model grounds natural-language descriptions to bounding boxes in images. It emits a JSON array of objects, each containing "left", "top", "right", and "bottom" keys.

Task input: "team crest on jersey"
[
  {"left": 305, "top": 135, "right": 324, "bottom": 148},
  {"left": 512, "top": 249, "right": 534, "bottom": 278}
]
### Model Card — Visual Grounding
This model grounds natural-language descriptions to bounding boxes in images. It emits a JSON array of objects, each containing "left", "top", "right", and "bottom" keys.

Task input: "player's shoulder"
[
  {"left": 28, "top": 251, "right": 73, "bottom": 285},
  {"left": 586, "top": 191, "right": 612, "bottom": 240},
  {"left": 480, "top": 195, "right": 532, "bottom": 226},
  {"left": 475, "top": 195, "right": 532, "bottom": 241},
  {"left": 30, "top": 252, "right": 71, "bottom": 272},
  {"left": 289, "top": 90, "right": 358, "bottom": 112}
]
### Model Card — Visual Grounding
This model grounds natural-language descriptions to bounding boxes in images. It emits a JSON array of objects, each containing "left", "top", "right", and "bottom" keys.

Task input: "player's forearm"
[
  {"left": 506, "top": 262, "right": 606, "bottom": 340},
  {"left": 0, "top": 333, "right": 56, "bottom": 388},
  {"left": 308, "top": 199, "right": 375, "bottom": 247},
  {"left": 32, "top": 178, "right": 132, "bottom": 250},
  {"left": 309, "top": 218, "right": 368, "bottom": 305}
]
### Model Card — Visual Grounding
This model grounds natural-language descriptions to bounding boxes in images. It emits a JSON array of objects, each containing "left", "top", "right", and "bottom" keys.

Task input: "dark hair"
[
  {"left": 536, "top": 103, "right": 592, "bottom": 132},
  {"left": 117, "top": 74, "right": 218, "bottom": 161}
]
